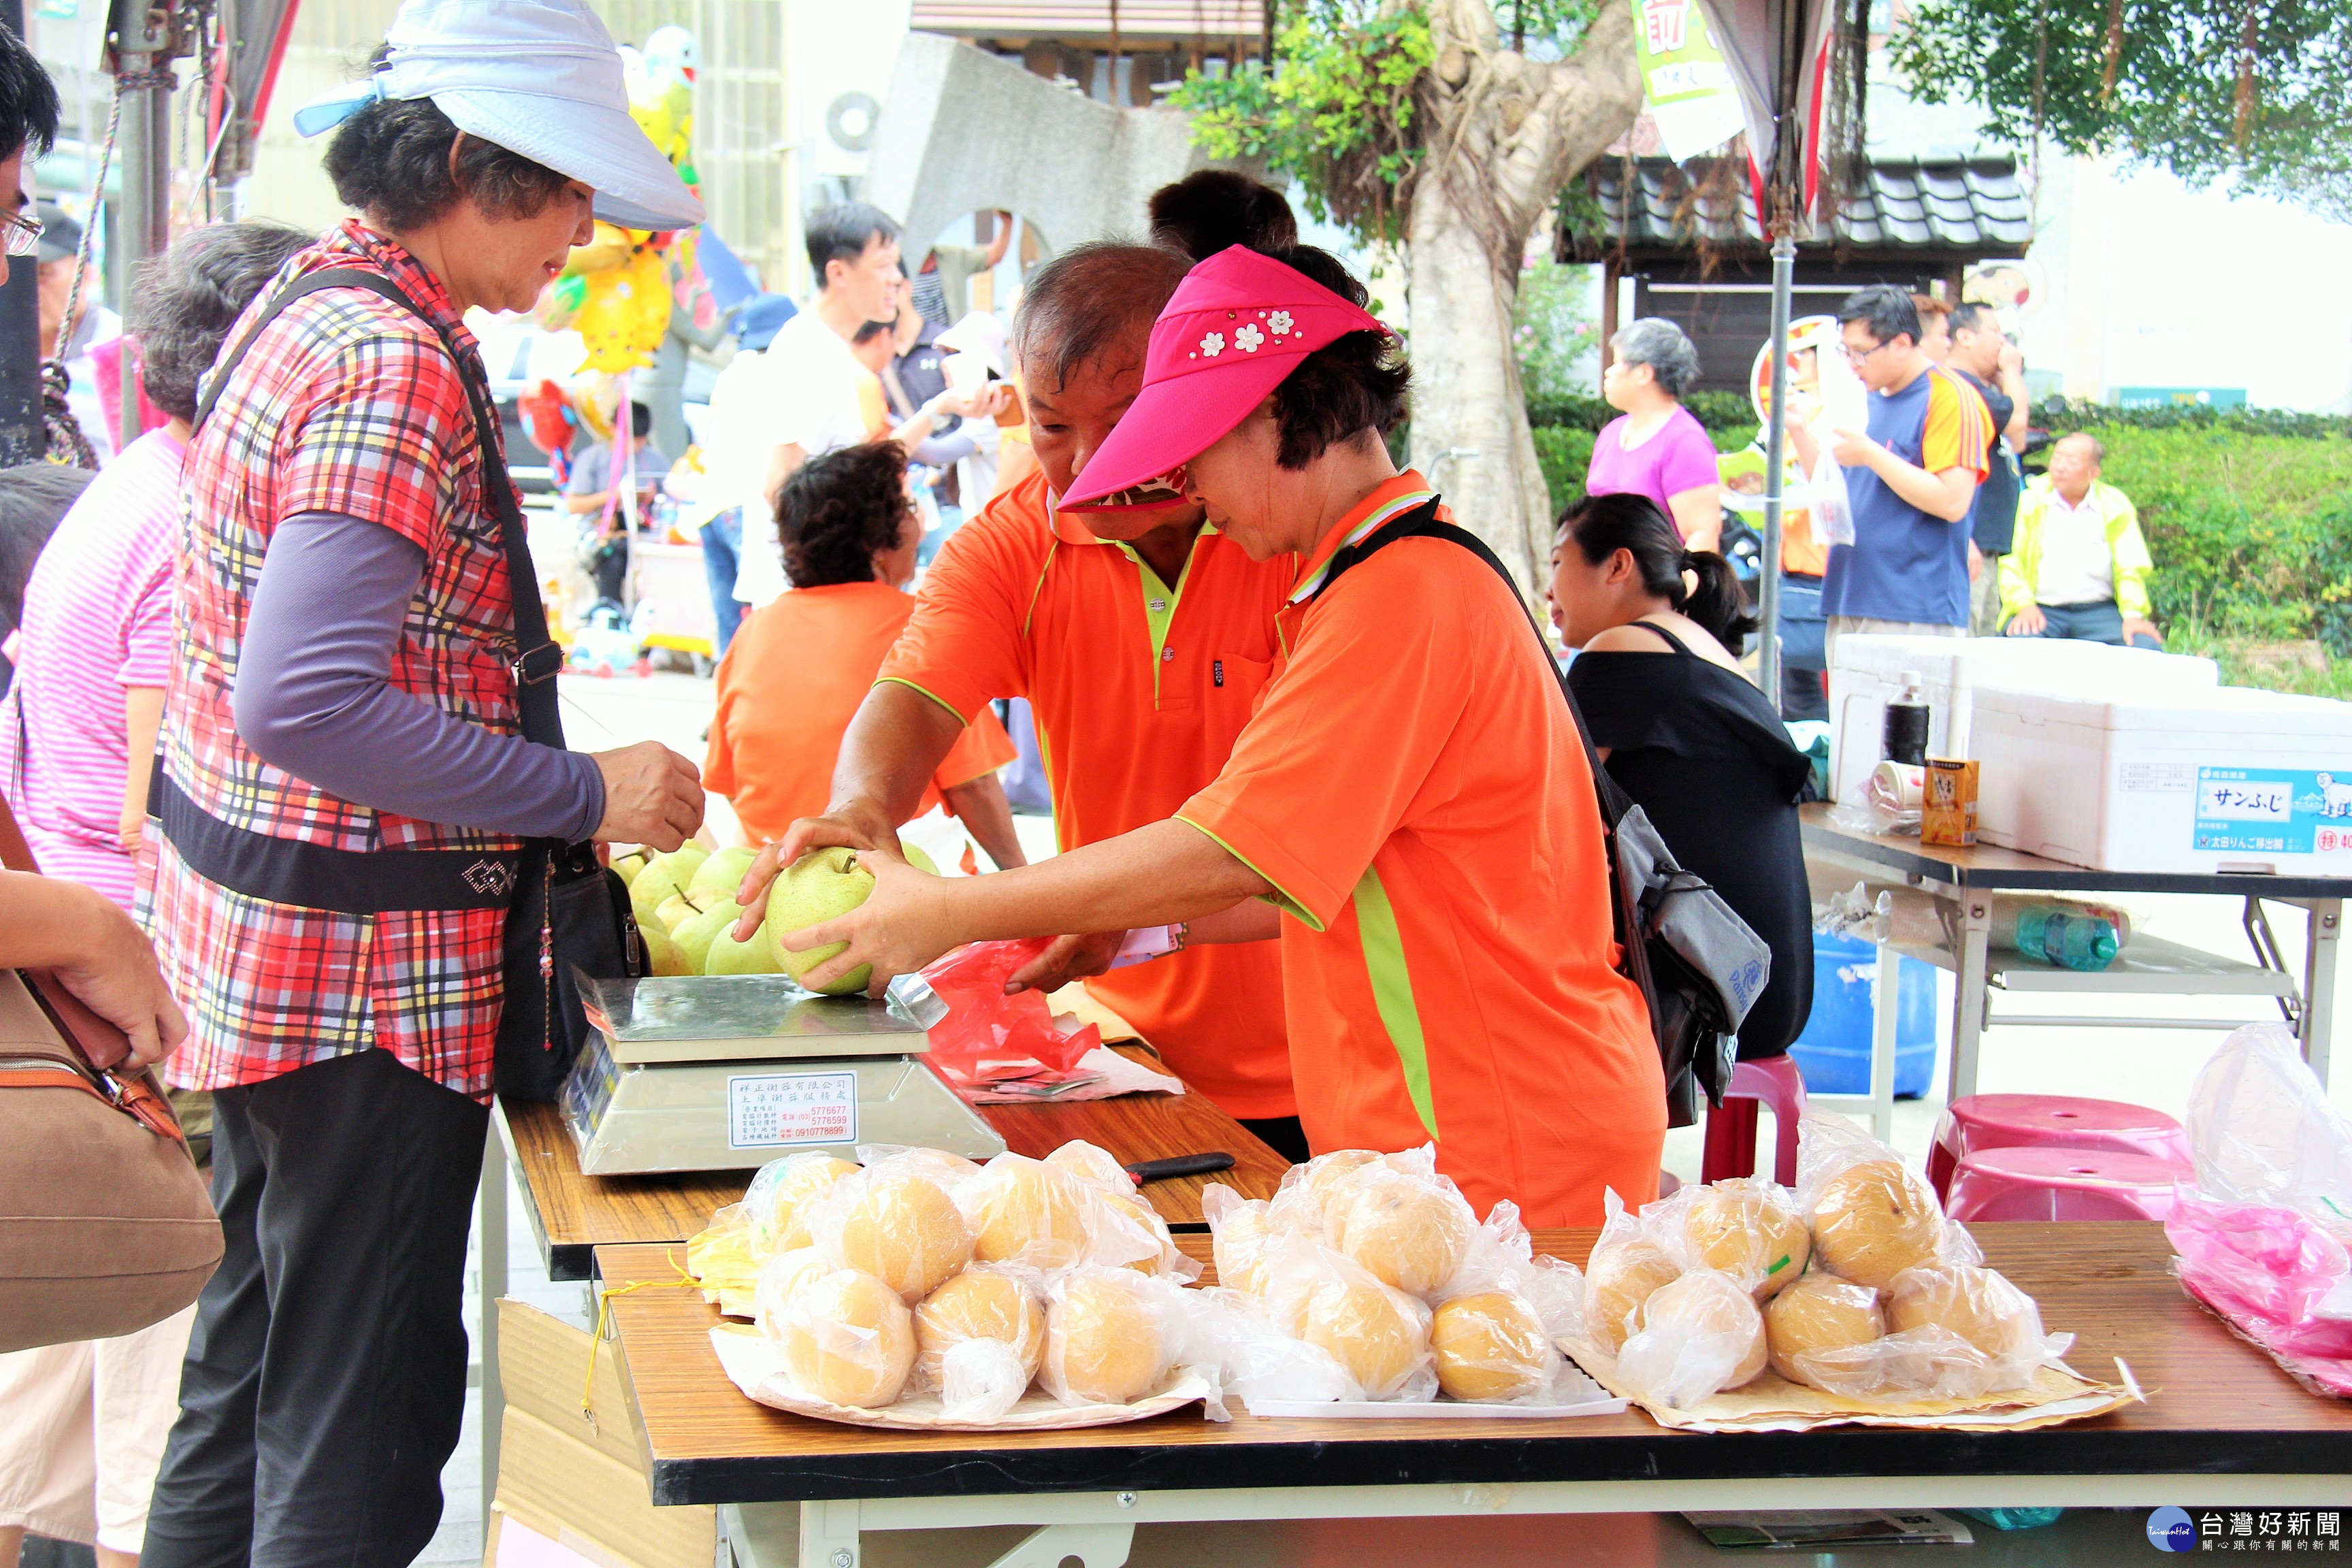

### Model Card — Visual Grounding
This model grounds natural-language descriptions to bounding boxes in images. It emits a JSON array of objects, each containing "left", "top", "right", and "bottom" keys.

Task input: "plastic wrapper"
[
  {"left": 1182, "top": 1286, "right": 1356, "bottom": 1406},
  {"left": 1432, "top": 1198, "right": 1586, "bottom": 1345},
  {"left": 1090, "top": 1186, "right": 1199, "bottom": 1280},
  {"left": 1040, "top": 1266, "right": 1194, "bottom": 1406},
  {"left": 1787, "top": 1263, "right": 2072, "bottom": 1401},
  {"left": 1204, "top": 1183, "right": 1274, "bottom": 1295},
  {"left": 1430, "top": 1290, "right": 1560, "bottom": 1403},
  {"left": 917, "top": 940, "right": 1102, "bottom": 1083},
  {"left": 2183, "top": 1022, "right": 2352, "bottom": 1236},
  {"left": 2168, "top": 1191, "right": 2351, "bottom": 1327},
  {"left": 777, "top": 1267, "right": 917, "bottom": 1409},
  {"left": 806, "top": 1156, "right": 976, "bottom": 1304},
  {"left": 1582, "top": 1190, "right": 1684, "bottom": 1352},
  {"left": 1265, "top": 1148, "right": 1384, "bottom": 1242},
  {"left": 1261, "top": 1234, "right": 1437, "bottom": 1402},
  {"left": 1763, "top": 1271, "right": 1884, "bottom": 1388},
  {"left": 1612, "top": 1269, "right": 1768, "bottom": 1409},
  {"left": 912, "top": 1262, "right": 1047, "bottom": 1386},
  {"left": 1045, "top": 1139, "right": 1138, "bottom": 1195},
  {"left": 852, "top": 1143, "right": 984, "bottom": 1192},
  {"left": 741, "top": 1152, "right": 861, "bottom": 1259},
  {"left": 1797, "top": 1117, "right": 1977, "bottom": 1288},
  {"left": 936, "top": 1337, "right": 1033, "bottom": 1424},
  {"left": 912, "top": 1262, "right": 1047, "bottom": 1420},
  {"left": 1332, "top": 1160, "right": 1480, "bottom": 1301},
  {"left": 1642, "top": 1177, "right": 1811, "bottom": 1299},
  {"left": 958, "top": 1152, "right": 1094, "bottom": 1270},
  {"left": 751, "top": 1246, "right": 834, "bottom": 1341}
]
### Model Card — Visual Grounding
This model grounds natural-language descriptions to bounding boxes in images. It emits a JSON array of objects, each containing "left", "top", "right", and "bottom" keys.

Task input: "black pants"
[
  {"left": 1241, "top": 1115, "right": 1312, "bottom": 1166},
  {"left": 143, "top": 1049, "right": 489, "bottom": 1568}
]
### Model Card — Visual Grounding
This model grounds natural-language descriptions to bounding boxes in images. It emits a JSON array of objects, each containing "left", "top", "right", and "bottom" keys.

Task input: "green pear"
[
  {"left": 638, "top": 920, "right": 692, "bottom": 977},
  {"left": 611, "top": 849, "right": 649, "bottom": 887},
  {"left": 899, "top": 840, "right": 939, "bottom": 877},
  {"left": 766, "top": 847, "right": 875, "bottom": 994},
  {"left": 627, "top": 845, "right": 710, "bottom": 932},
  {"left": 654, "top": 889, "right": 717, "bottom": 936},
  {"left": 687, "top": 845, "right": 759, "bottom": 901},
  {"left": 706, "top": 911, "right": 783, "bottom": 975},
  {"left": 674, "top": 898, "right": 745, "bottom": 975}
]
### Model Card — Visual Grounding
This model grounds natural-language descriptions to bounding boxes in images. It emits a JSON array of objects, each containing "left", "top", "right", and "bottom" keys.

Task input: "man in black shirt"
[{"left": 1948, "top": 301, "right": 2031, "bottom": 634}]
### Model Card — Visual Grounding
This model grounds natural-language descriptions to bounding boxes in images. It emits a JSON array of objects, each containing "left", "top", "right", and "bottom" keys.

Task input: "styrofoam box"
[
  {"left": 1972, "top": 683, "right": 2352, "bottom": 875},
  {"left": 1827, "top": 634, "right": 2219, "bottom": 803}
]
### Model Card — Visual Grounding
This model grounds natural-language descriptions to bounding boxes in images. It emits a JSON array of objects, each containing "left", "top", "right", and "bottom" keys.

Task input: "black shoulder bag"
[
  {"left": 1311, "top": 498, "right": 1772, "bottom": 1127},
  {"left": 179, "top": 265, "right": 638, "bottom": 1100}
]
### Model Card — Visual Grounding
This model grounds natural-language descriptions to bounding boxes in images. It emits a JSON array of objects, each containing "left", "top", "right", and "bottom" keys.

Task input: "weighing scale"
[{"left": 558, "top": 970, "right": 1007, "bottom": 1176}]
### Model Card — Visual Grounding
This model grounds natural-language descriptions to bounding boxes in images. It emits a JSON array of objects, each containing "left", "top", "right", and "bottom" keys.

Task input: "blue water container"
[{"left": 1785, "top": 930, "right": 1939, "bottom": 1098}]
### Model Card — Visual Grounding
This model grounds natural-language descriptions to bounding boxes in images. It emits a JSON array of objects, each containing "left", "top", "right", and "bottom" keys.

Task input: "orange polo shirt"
[
  {"left": 1177, "top": 472, "right": 1664, "bottom": 1227},
  {"left": 879, "top": 470, "right": 1297, "bottom": 1120},
  {"left": 706, "top": 581, "right": 1014, "bottom": 845}
]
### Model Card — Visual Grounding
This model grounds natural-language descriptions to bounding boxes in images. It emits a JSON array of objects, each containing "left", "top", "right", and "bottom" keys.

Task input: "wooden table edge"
[{"left": 592, "top": 1224, "right": 2352, "bottom": 1508}]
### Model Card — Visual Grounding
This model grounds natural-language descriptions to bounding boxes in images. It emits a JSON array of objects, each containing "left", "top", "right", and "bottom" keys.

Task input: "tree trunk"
[{"left": 1405, "top": 0, "right": 1644, "bottom": 594}]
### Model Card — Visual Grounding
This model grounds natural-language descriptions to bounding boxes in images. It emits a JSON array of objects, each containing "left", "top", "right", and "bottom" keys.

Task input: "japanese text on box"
[{"left": 728, "top": 1070, "right": 858, "bottom": 1149}]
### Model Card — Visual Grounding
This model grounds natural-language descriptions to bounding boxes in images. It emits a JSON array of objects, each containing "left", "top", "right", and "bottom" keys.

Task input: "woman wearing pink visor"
[{"left": 777, "top": 240, "right": 1663, "bottom": 1227}]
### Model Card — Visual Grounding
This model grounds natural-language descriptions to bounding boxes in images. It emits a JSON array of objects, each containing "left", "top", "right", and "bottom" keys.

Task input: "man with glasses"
[
  {"left": 1791, "top": 284, "right": 1989, "bottom": 666},
  {"left": 0, "top": 24, "right": 56, "bottom": 279}
]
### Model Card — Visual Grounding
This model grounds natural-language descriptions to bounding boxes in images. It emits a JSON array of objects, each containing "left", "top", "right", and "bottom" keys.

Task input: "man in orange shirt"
[
  {"left": 752, "top": 234, "right": 1306, "bottom": 1158},
  {"left": 705, "top": 442, "right": 1019, "bottom": 861},
  {"left": 746, "top": 243, "right": 1663, "bottom": 1228}
]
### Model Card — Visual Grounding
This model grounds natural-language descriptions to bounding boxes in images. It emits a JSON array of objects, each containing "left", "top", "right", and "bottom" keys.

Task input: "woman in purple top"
[{"left": 1584, "top": 317, "right": 1722, "bottom": 550}]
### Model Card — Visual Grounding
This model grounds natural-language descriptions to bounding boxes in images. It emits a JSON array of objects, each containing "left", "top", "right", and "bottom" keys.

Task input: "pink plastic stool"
[
  {"left": 1944, "top": 1145, "right": 2189, "bottom": 1222},
  {"left": 1927, "top": 1094, "right": 2193, "bottom": 1201},
  {"left": 1701, "top": 1056, "right": 1808, "bottom": 1188}
]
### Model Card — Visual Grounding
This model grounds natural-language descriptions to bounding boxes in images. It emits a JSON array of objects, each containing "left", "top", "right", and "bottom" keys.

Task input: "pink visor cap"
[{"left": 1059, "top": 245, "right": 1388, "bottom": 508}]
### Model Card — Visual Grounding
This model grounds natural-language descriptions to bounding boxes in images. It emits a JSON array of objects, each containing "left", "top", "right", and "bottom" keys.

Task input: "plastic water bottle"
[{"left": 2013, "top": 906, "right": 2120, "bottom": 970}]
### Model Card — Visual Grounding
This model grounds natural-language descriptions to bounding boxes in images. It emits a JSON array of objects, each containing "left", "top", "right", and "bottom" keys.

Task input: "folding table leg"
[
  {"left": 2302, "top": 899, "right": 2340, "bottom": 1085},
  {"left": 1948, "top": 896, "right": 1993, "bottom": 1104},
  {"left": 983, "top": 1523, "right": 1136, "bottom": 1568},
  {"left": 1867, "top": 941, "right": 1898, "bottom": 1143},
  {"left": 798, "top": 1500, "right": 864, "bottom": 1568}
]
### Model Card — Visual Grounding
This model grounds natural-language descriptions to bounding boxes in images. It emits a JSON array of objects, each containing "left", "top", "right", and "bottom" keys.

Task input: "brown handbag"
[{"left": 0, "top": 789, "right": 222, "bottom": 1353}]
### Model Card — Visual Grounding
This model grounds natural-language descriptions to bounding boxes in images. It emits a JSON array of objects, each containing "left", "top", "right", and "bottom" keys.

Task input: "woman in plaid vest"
[{"left": 141, "top": 4, "right": 704, "bottom": 1564}]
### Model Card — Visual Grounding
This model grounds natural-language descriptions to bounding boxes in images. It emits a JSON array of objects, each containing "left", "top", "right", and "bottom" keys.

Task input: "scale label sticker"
[
  {"left": 728, "top": 1071, "right": 858, "bottom": 1149},
  {"left": 2194, "top": 767, "right": 2352, "bottom": 855},
  {"left": 2119, "top": 762, "right": 2196, "bottom": 794}
]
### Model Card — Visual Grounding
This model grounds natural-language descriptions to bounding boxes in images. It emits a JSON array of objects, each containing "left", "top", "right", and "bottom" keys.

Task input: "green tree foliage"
[
  {"left": 1512, "top": 257, "right": 1601, "bottom": 402},
  {"left": 1166, "top": 4, "right": 1435, "bottom": 244},
  {"left": 1892, "top": 0, "right": 2352, "bottom": 220},
  {"left": 1165, "top": 0, "right": 1603, "bottom": 245}
]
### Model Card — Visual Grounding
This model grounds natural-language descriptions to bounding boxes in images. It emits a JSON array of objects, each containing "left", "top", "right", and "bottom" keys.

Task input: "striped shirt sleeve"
[{"left": 1923, "top": 367, "right": 1992, "bottom": 481}]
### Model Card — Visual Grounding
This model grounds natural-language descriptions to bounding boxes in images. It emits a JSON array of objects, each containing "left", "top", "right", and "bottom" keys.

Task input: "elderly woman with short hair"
[
  {"left": 140, "top": 2, "right": 706, "bottom": 1563},
  {"left": 1586, "top": 316, "right": 1723, "bottom": 551}
]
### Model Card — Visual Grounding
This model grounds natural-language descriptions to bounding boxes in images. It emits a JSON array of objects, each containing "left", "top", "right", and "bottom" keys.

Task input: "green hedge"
[
  {"left": 2039, "top": 397, "right": 2352, "bottom": 442},
  {"left": 1531, "top": 412, "right": 1754, "bottom": 515},
  {"left": 1527, "top": 390, "right": 1757, "bottom": 433},
  {"left": 2079, "top": 423, "right": 2352, "bottom": 655},
  {"left": 1523, "top": 397, "right": 2352, "bottom": 659}
]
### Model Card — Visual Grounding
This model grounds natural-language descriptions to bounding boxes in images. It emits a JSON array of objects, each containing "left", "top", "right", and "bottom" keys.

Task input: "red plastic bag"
[{"left": 919, "top": 941, "right": 1100, "bottom": 1085}]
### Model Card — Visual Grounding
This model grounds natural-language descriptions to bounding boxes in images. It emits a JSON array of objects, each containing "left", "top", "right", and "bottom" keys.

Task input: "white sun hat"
[{"left": 291, "top": 0, "right": 704, "bottom": 233}]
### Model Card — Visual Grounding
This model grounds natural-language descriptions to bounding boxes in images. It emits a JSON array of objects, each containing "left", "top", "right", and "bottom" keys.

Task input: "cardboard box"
[{"left": 489, "top": 1300, "right": 715, "bottom": 1568}]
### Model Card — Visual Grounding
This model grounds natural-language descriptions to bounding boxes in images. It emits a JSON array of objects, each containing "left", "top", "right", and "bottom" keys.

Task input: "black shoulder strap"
[
  {"left": 1312, "top": 499, "right": 1635, "bottom": 829},
  {"left": 194, "top": 265, "right": 566, "bottom": 755}
]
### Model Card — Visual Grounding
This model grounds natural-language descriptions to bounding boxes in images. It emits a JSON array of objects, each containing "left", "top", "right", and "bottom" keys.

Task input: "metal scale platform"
[{"left": 558, "top": 970, "right": 1007, "bottom": 1176}]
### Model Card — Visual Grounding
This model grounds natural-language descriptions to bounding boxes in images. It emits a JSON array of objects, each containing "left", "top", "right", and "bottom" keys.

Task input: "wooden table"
[
  {"left": 1801, "top": 804, "right": 2343, "bottom": 1132},
  {"left": 593, "top": 1222, "right": 2352, "bottom": 1565},
  {"left": 494, "top": 1045, "right": 1292, "bottom": 1283}
]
